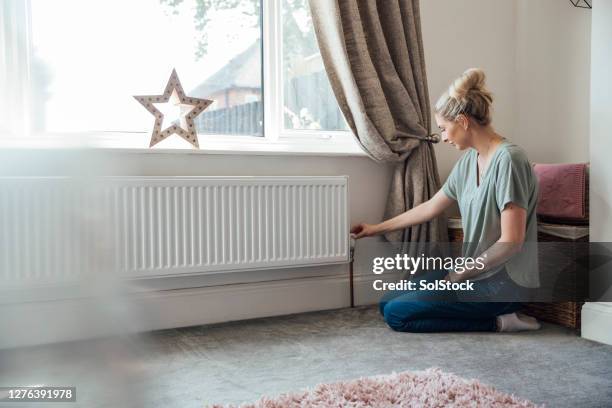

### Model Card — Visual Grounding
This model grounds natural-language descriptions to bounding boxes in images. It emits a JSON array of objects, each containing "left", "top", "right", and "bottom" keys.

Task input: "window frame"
[
  {"left": 0, "top": 0, "right": 361, "bottom": 155},
  {"left": 1, "top": 0, "right": 33, "bottom": 139}
]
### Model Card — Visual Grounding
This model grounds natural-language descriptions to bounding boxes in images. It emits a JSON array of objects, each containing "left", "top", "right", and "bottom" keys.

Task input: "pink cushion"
[{"left": 533, "top": 163, "right": 588, "bottom": 222}]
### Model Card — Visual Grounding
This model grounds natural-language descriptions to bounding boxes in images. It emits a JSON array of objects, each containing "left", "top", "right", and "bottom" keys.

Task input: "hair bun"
[
  {"left": 435, "top": 68, "right": 494, "bottom": 126},
  {"left": 448, "top": 68, "right": 487, "bottom": 100}
]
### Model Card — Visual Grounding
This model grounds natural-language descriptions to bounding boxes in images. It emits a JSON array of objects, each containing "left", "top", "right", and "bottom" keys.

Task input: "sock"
[
  {"left": 517, "top": 312, "right": 540, "bottom": 325},
  {"left": 497, "top": 312, "right": 541, "bottom": 332}
]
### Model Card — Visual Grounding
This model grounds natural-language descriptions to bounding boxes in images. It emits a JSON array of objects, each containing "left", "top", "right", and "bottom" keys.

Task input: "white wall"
[
  {"left": 421, "top": 0, "right": 518, "bottom": 180},
  {"left": 588, "top": 0, "right": 612, "bottom": 243},
  {"left": 515, "top": 0, "right": 591, "bottom": 163},
  {"left": 581, "top": 0, "right": 612, "bottom": 346},
  {"left": 422, "top": 0, "right": 591, "bottom": 180},
  {"left": 0, "top": 149, "right": 395, "bottom": 348}
]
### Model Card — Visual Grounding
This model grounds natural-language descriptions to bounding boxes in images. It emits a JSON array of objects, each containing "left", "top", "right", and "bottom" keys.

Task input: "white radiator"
[{"left": 0, "top": 176, "right": 349, "bottom": 287}]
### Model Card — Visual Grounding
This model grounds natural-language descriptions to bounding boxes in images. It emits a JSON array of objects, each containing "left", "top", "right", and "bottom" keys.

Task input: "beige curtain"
[{"left": 309, "top": 0, "right": 447, "bottom": 253}]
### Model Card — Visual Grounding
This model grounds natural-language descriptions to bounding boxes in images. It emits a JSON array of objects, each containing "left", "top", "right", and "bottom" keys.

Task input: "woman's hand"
[
  {"left": 349, "top": 191, "right": 454, "bottom": 241},
  {"left": 350, "top": 223, "right": 379, "bottom": 239}
]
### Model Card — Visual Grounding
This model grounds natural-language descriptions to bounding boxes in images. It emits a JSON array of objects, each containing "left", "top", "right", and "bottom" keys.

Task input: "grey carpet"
[{"left": 1, "top": 306, "right": 611, "bottom": 407}]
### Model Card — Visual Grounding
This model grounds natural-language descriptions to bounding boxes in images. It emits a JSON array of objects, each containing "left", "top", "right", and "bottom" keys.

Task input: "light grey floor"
[{"left": 1, "top": 306, "right": 611, "bottom": 407}]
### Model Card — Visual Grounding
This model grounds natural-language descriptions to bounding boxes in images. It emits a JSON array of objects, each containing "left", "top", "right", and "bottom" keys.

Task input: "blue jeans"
[{"left": 379, "top": 269, "right": 523, "bottom": 332}]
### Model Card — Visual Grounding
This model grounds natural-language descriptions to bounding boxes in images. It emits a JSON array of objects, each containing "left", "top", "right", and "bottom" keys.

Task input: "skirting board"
[
  {"left": 581, "top": 302, "right": 612, "bottom": 345},
  {"left": 0, "top": 270, "right": 390, "bottom": 350}
]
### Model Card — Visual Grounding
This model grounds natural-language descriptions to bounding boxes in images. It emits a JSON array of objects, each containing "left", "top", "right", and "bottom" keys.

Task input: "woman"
[{"left": 351, "top": 68, "right": 540, "bottom": 333}]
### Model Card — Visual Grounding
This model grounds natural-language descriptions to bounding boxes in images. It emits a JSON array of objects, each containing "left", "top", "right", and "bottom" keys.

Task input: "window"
[
  {"left": 281, "top": 0, "right": 347, "bottom": 132},
  {"left": 0, "top": 0, "right": 352, "bottom": 150}
]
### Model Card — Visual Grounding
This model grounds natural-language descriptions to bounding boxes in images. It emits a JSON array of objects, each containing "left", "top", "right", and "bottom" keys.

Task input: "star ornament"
[{"left": 134, "top": 69, "right": 213, "bottom": 148}]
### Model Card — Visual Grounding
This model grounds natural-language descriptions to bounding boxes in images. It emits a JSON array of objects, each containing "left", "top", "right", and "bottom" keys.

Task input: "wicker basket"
[
  {"left": 522, "top": 302, "right": 583, "bottom": 330},
  {"left": 447, "top": 217, "right": 589, "bottom": 330}
]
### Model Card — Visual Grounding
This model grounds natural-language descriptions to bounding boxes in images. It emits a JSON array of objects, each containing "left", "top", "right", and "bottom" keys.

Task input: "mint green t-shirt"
[{"left": 442, "top": 140, "right": 539, "bottom": 288}]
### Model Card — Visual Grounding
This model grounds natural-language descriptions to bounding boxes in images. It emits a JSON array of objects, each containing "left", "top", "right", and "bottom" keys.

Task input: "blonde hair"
[{"left": 435, "top": 68, "right": 493, "bottom": 126}]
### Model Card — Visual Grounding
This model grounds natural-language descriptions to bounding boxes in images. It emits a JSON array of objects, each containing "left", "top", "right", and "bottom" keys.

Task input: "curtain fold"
[{"left": 309, "top": 0, "right": 447, "bottom": 253}]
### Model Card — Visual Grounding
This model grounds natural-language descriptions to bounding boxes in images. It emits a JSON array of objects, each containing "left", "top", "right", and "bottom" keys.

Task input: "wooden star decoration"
[{"left": 134, "top": 69, "right": 213, "bottom": 148}]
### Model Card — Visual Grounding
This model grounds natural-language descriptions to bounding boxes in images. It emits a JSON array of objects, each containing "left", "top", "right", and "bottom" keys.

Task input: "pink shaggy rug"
[{"left": 211, "top": 368, "right": 542, "bottom": 408}]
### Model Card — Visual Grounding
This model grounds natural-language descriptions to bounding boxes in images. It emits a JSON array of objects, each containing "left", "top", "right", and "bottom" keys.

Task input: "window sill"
[{"left": 0, "top": 132, "right": 369, "bottom": 157}]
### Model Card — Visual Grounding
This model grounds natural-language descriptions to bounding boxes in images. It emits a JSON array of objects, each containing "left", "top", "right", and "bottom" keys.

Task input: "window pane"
[
  {"left": 24, "top": 0, "right": 262, "bottom": 137},
  {"left": 282, "top": 0, "right": 348, "bottom": 132}
]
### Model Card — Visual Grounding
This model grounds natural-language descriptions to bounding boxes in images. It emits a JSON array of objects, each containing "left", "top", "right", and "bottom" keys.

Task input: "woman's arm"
[
  {"left": 447, "top": 202, "right": 527, "bottom": 281},
  {"left": 350, "top": 189, "right": 454, "bottom": 239}
]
